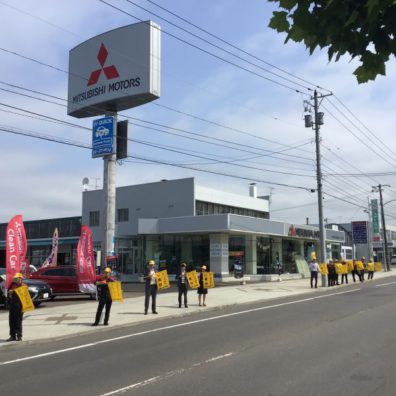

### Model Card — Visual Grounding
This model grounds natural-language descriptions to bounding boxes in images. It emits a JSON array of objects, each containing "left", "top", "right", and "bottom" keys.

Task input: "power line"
[
  {"left": 0, "top": 101, "right": 315, "bottom": 178},
  {"left": 333, "top": 94, "right": 396, "bottom": 159},
  {"left": 0, "top": 83, "right": 315, "bottom": 166},
  {"left": 0, "top": 124, "right": 316, "bottom": 191},
  {"left": 144, "top": 0, "right": 331, "bottom": 92},
  {"left": 99, "top": 0, "right": 312, "bottom": 96},
  {"left": 117, "top": 0, "right": 314, "bottom": 92},
  {"left": 322, "top": 102, "right": 396, "bottom": 169}
]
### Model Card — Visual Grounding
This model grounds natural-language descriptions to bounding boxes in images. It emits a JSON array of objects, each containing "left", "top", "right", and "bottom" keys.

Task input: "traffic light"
[{"left": 116, "top": 120, "right": 128, "bottom": 160}]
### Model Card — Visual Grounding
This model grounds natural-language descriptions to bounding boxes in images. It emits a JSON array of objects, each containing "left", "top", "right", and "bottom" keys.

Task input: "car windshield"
[{"left": 0, "top": 268, "right": 5, "bottom": 276}]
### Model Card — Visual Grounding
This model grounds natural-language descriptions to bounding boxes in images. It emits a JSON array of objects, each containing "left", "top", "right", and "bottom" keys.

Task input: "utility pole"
[
  {"left": 372, "top": 184, "right": 391, "bottom": 271},
  {"left": 305, "top": 90, "right": 332, "bottom": 287},
  {"left": 366, "top": 197, "right": 372, "bottom": 260}
]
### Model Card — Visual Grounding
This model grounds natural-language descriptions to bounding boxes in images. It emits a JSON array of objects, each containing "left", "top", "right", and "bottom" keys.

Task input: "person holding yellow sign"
[
  {"left": 367, "top": 259, "right": 375, "bottom": 280},
  {"left": 176, "top": 262, "right": 188, "bottom": 308},
  {"left": 92, "top": 267, "right": 115, "bottom": 326},
  {"left": 7, "top": 273, "right": 25, "bottom": 342},
  {"left": 144, "top": 260, "right": 158, "bottom": 315},
  {"left": 341, "top": 260, "right": 349, "bottom": 284},
  {"left": 198, "top": 265, "right": 208, "bottom": 306}
]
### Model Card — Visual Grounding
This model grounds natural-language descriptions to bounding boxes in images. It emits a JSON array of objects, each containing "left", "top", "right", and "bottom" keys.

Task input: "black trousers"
[
  {"left": 94, "top": 298, "right": 112, "bottom": 324},
  {"left": 352, "top": 270, "right": 361, "bottom": 282},
  {"left": 310, "top": 271, "right": 318, "bottom": 288},
  {"left": 9, "top": 306, "right": 23, "bottom": 339},
  {"left": 341, "top": 274, "right": 348, "bottom": 284},
  {"left": 368, "top": 271, "right": 374, "bottom": 279},
  {"left": 145, "top": 285, "right": 157, "bottom": 313},
  {"left": 178, "top": 284, "right": 188, "bottom": 306}
]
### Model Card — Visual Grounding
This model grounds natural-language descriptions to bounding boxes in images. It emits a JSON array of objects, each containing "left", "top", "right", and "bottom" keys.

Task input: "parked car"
[
  {"left": 0, "top": 268, "right": 52, "bottom": 308},
  {"left": 391, "top": 255, "right": 396, "bottom": 265},
  {"left": 29, "top": 265, "right": 97, "bottom": 299}
]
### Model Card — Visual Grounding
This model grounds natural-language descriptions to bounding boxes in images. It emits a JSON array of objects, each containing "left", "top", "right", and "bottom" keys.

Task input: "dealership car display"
[
  {"left": 0, "top": 268, "right": 52, "bottom": 308},
  {"left": 29, "top": 265, "right": 97, "bottom": 299}
]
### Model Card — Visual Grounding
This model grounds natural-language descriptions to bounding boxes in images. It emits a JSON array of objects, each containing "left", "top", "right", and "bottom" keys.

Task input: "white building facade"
[{"left": 82, "top": 178, "right": 344, "bottom": 280}]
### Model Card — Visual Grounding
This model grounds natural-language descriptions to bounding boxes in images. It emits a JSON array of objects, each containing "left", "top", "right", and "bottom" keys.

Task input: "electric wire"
[
  {"left": 144, "top": 0, "right": 331, "bottom": 92},
  {"left": 117, "top": 0, "right": 314, "bottom": 92},
  {"left": 98, "top": 0, "right": 312, "bottom": 96},
  {"left": 0, "top": 125, "right": 315, "bottom": 191}
]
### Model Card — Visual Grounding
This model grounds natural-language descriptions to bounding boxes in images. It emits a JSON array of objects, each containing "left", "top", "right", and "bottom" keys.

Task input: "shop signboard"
[
  {"left": 68, "top": 21, "right": 161, "bottom": 118},
  {"left": 352, "top": 221, "right": 368, "bottom": 244},
  {"left": 92, "top": 116, "right": 115, "bottom": 158},
  {"left": 371, "top": 199, "right": 380, "bottom": 235},
  {"left": 210, "top": 243, "right": 228, "bottom": 257}
]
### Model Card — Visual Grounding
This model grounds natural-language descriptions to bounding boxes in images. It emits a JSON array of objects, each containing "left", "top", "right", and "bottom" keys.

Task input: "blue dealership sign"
[{"left": 92, "top": 116, "right": 115, "bottom": 158}]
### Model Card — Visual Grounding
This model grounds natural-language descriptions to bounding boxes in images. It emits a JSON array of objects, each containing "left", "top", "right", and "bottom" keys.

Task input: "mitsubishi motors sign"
[{"left": 67, "top": 21, "right": 161, "bottom": 118}]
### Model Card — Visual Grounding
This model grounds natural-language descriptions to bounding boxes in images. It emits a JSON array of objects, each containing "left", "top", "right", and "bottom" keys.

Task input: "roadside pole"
[
  {"left": 102, "top": 113, "right": 117, "bottom": 269},
  {"left": 313, "top": 91, "right": 327, "bottom": 287}
]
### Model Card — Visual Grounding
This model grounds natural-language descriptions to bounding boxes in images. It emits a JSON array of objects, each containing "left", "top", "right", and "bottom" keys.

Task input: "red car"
[{"left": 29, "top": 265, "right": 97, "bottom": 299}]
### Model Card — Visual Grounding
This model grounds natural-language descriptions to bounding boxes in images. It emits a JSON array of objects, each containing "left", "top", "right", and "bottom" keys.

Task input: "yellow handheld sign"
[
  {"left": 202, "top": 272, "right": 215, "bottom": 288},
  {"left": 319, "top": 263, "right": 328, "bottom": 275},
  {"left": 335, "top": 263, "right": 343, "bottom": 275},
  {"left": 355, "top": 261, "right": 364, "bottom": 271},
  {"left": 186, "top": 270, "right": 200, "bottom": 289},
  {"left": 374, "top": 262, "right": 382, "bottom": 272},
  {"left": 14, "top": 285, "right": 35, "bottom": 313},
  {"left": 108, "top": 281, "right": 123, "bottom": 302},
  {"left": 156, "top": 270, "right": 170, "bottom": 290},
  {"left": 367, "top": 262, "right": 375, "bottom": 272}
]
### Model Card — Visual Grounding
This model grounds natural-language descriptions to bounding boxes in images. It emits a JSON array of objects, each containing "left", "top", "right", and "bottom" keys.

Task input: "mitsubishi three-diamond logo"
[{"left": 87, "top": 43, "right": 119, "bottom": 86}]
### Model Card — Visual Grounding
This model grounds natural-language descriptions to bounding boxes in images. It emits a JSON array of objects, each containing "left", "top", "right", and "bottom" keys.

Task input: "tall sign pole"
[
  {"left": 67, "top": 21, "right": 161, "bottom": 273},
  {"left": 102, "top": 113, "right": 117, "bottom": 267}
]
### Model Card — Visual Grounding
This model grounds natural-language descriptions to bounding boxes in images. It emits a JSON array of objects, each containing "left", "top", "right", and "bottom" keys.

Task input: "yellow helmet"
[
  {"left": 14, "top": 272, "right": 23, "bottom": 279},
  {"left": 201, "top": 265, "right": 207, "bottom": 270},
  {"left": 149, "top": 260, "right": 155, "bottom": 266},
  {"left": 104, "top": 267, "right": 112, "bottom": 273}
]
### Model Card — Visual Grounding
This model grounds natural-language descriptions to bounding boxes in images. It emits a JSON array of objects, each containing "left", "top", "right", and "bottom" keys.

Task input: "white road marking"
[
  {"left": 375, "top": 281, "right": 396, "bottom": 287},
  {"left": 0, "top": 288, "right": 359, "bottom": 366},
  {"left": 98, "top": 352, "right": 234, "bottom": 396}
]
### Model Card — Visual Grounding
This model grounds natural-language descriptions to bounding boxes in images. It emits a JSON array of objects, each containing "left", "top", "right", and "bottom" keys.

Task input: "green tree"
[{"left": 268, "top": 0, "right": 396, "bottom": 83}]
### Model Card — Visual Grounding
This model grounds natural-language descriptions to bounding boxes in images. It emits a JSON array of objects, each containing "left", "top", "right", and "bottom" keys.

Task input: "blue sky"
[{"left": 1, "top": 0, "right": 396, "bottom": 226}]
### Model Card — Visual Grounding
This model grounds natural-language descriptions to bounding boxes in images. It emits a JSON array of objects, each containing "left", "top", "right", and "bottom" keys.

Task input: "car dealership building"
[{"left": 82, "top": 177, "right": 345, "bottom": 281}]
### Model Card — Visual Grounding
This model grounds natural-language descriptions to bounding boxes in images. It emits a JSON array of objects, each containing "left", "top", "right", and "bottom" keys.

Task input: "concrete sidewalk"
[{"left": 0, "top": 270, "right": 394, "bottom": 345}]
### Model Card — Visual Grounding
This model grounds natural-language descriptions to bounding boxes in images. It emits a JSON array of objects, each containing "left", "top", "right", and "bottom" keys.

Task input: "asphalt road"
[{"left": 2, "top": 276, "right": 396, "bottom": 396}]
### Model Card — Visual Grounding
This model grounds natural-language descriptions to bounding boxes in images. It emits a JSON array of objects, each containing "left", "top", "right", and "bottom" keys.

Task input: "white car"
[
  {"left": 95, "top": 126, "right": 110, "bottom": 138},
  {"left": 391, "top": 255, "right": 396, "bottom": 265}
]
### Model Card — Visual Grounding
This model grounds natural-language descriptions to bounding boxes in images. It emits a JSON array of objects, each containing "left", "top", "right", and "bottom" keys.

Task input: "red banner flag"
[
  {"left": 76, "top": 225, "right": 96, "bottom": 293},
  {"left": 6, "top": 215, "right": 27, "bottom": 288}
]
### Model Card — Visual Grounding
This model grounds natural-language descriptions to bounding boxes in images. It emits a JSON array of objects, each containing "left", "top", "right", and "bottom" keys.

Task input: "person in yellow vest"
[
  {"left": 144, "top": 260, "right": 158, "bottom": 315},
  {"left": 360, "top": 256, "right": 366, "bottom": 281},
  {"left": 92, "top": 267, "right": 114, "bottom": 326},
  {"left": 367, "top": 259, "right": 375, "bottom": 280},
  {"left": 198, "top": 265, "right": 208, "bottom": 306},
  {"left": 7, "top": 272, "right": 25, "bottom": 341},
  {"left": 341, "top": 260, "right": 349, "bottom": 284}
]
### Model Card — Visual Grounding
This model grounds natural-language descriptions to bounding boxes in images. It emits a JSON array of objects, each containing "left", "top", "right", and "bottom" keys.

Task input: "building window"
[
  {"left": 89, "top": 211, "right": 100, "bottom": 227},
  {"left": 117, "top": 208, "right": 129, "bottom": 222},
  {"left": 195, "top": 200, "right": 268, "bottom": 219}
]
